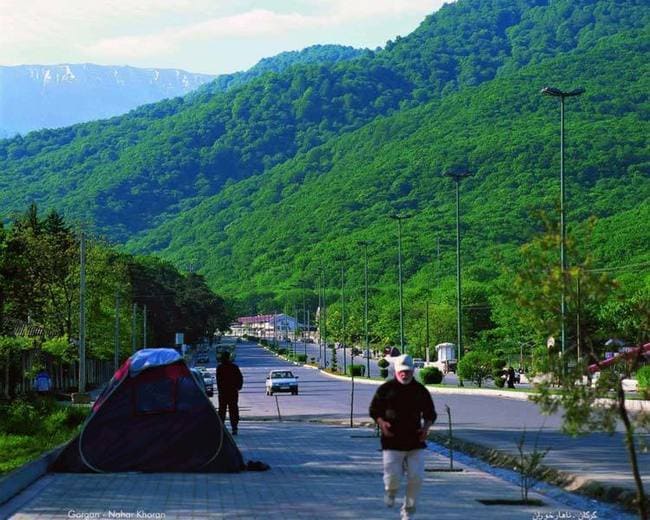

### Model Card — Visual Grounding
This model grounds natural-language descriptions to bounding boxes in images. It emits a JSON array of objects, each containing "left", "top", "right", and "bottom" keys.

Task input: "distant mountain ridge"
[
  {"left": 0, "top": 45, "right": 363, "bottom": 138},
  {"left": 0, "top": 64, "right": 215, "bottom": 136}
]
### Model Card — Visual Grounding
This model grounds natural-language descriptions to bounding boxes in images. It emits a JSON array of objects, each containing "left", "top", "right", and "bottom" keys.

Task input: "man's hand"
[
  {"left": 417, "top": 420, "right": 433, "bottom": 442},
  {"left": 377, "top": 418, "right": 394, "bottom": 437}
]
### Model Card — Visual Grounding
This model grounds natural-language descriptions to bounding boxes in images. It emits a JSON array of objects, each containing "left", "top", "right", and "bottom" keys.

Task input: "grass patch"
[{"left": 0, "top": 396, "right": 90, "bottom": 475}]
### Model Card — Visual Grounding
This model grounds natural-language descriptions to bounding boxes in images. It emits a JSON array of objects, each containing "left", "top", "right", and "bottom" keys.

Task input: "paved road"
[
  {"left": 221, "top": 339, "right": 648, "bottom": 497},
  {"left": 2, "top": 418, "right": 624, "bottom": 519}
]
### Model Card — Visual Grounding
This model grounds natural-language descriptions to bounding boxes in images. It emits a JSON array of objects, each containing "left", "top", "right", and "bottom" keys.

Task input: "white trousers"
[{"left": 382, "top": 449, "right": 425, "bottom": 509}]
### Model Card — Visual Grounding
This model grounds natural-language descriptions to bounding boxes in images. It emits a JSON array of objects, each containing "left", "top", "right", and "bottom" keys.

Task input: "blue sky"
[{"left": 1, "top": 1, "right": 449, "bottom": 75}]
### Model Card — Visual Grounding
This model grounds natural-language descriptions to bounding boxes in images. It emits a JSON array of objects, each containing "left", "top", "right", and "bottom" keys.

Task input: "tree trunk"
[{"left": 617, "top": 378, "right": 648, "bottom": 520}]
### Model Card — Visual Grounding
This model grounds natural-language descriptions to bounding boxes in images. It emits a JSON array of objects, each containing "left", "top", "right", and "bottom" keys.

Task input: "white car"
[{"left": 265, "top": 370, "right": 299, "bottom": 396}]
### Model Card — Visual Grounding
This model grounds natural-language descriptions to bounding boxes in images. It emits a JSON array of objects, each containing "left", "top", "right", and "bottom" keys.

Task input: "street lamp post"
[
  {"left": 357, "top": 240, "right": 371, "bottom": 378},
  {"left": 541, "top": 86, "right": 585, "bottom": 361},
  {"left": 320, "top": 268, "right": 327, "bottom": 369},
  {"left": 338, "top": 258, "right": 347, "bottom": 374},
  {"left": 445, "top": 171, "right": 472, "bottom": 375},
  {"left": 389, "top": 213, "right": 412, "bottom": 354}
]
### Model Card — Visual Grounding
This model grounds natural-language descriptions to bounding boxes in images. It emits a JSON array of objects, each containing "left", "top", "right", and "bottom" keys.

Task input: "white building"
[{"left": 231, "top": 314, "right": 300, "bottom": 339}]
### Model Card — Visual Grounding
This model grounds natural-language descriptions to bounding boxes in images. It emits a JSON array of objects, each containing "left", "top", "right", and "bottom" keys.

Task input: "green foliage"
[
  {"left": 296, "top": 354, "right": 307, "bottom": 363},
  {"left": 636, "top": 366, "right": 650, "bottom": 396},
  {"left": 0, "top": 1, "right": 647, "bottom": 369},
  {"left": 41, "top": 337, "right": 75, "bottom": 363},
  {"left": 419, "top": 366, "right": 444, "bottom": 384},
  {"left": 377, "top": 358, "right": 390, "bottom": 369},
  {"left": 0, "top": 205, "right": 232, "bottom": 394},
  {"left": 457, "top": 350, "right": 495, "bottom": 387},
  {"left": 493, "top": 369, "right": 506, "bottom": 388},
  {"left": 515, "top": 429, "right": 550, "bottom": 504},
  {"left": 0, "top": 397, "right": 89, "bottom": 474},
  {"left": 348, "top": 364, "right": 365, "bottom": 377},
  {"left": 379, "top": 368, "right": 389, "bottom": 379}
]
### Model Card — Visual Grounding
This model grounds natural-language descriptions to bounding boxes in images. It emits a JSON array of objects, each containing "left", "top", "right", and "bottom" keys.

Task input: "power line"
[{"left": 585, "top": 261, "right": 650, "bottom": 273}]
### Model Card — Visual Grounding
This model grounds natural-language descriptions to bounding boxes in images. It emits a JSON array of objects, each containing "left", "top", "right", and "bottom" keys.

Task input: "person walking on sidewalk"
[
  {"left": 216, "top": 351, "right": 244, "bottom": 435},
  {"left": 369, "top": 354, "right": 436, "bottom": 520}
]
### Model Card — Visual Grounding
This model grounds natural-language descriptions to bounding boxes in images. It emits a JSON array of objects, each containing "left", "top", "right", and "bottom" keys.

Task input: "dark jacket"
[
  {"left": 217, "top": 361, "right": 243, "bottom": 394},
  {"left": 369, "top": 378, "right": 436, "bottom": 451}
]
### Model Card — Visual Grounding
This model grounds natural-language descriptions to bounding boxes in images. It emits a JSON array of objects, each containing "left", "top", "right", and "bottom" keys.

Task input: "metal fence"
[{"left": 0, "top": 349, "right": 115, "bottom": 397}]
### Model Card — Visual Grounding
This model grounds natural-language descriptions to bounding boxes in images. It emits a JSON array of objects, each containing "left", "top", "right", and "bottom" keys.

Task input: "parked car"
[
  {"left": 265, "top": 370, "right": 299, "bottom": 396},
  {"left": 195, "top": 353, "right": 210, "bottom": 364},
  {"left": 190, "top": 368, "right": 214, "bottom": 397},
  {"left": 201, "top": 372, "right": 215, "bottom": 397},
  {"left": 413, "top": 358, "right": 425, "bottom": 369}
]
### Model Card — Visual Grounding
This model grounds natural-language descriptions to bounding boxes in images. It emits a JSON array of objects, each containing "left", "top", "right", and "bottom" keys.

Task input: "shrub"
[
  {"left": 493, "top": 369, "right": 506, "bottom": 388},
  {"left": 348, "top": 364, "right": 365, "bottom": 377},
  {"left": 2, "top": 400, "right": 40, "bottom": 435},
  {"left": 636, "top": 365, "right": 650, "bottom": 397},
  {"left": 277, "top": 348, "right": 287, "bottom": 356},
  {"left": 296, "top": 354, "right": 307, "bottom": 363},
  {"left": 457, "top": 351, "right": 495, "bottom": 388},
  {"left": 419, "top": 367, "right": 443, "bottom": 384},
  {"left": 377, "top": 358, "right": 389, "bottom": 369},
  {"left": 379, "top": 368, "right": 389, "bottom": 379}
]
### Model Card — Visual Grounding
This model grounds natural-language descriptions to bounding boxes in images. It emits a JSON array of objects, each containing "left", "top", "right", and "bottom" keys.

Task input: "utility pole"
[
  {"left": 143, "top": 304, "right": 148, "bottom": 348},
  {"left": 445, "top": 171, "right": 472, "bottom": 375},
  {"left": 321, "top": 268, "right": 327, "bottom": 369},
  {"left": 336, "top": 258, "right": 347, "bottom": 373},
  {"left": 114, "top": 293, "right": 120, "bottom": 371},
  {"left": 79, "top": 231, "right": 87, "bottom": 393},
  {"left": 389, "top": 213, "right": 412, "bottom": 354},
  {"left": 426, "top": 301, "right": 430, "bottom": 363},
  {"left": 541, "top": 86, "right": 585, "bottom": 363},
  {"left": 131, "top": 303, "right": 137, "bottom": 353},
  {"left": 357, "top": 240, "right": 371, "bottom": 378}
]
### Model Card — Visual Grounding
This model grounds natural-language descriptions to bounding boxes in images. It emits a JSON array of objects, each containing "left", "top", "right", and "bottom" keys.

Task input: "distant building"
[{"left": 231, "top": 314, "right": 300, "bottom": 339}]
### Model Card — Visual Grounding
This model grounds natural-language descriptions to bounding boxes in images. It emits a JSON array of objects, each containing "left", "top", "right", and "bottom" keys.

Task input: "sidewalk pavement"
[{"left": 1, "top": 420, "right": 624, "bottom": 520}]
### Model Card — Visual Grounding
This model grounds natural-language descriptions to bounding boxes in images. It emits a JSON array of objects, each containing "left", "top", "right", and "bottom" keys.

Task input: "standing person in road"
[
  {"left": 216, "top": 351, "right": 244, "bottom": 435},
  {"left": 369, "top": 354, "right": 436, "bottom": 520}
]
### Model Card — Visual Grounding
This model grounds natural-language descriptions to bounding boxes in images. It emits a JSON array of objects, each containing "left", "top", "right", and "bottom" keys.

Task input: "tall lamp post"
[
  {"left": 389, "top": 213, "right": 412, "bottom": 354},
  {"left": 541, "top": 86, "right": 585, "bottom": 360},
  {"left": 445, "top": 171, "right": 472, "bottom": 374},
  {"left": 357, "top": 240, "right": 371, "bottom": 378},
  {"left": 335, "top": 256, "right": 348, "bottom": 373}
]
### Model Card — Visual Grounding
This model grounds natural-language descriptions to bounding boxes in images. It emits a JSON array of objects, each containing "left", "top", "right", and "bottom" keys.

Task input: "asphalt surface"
[{"left": 226, "top": 338, "right": 648, "bottom": 498}]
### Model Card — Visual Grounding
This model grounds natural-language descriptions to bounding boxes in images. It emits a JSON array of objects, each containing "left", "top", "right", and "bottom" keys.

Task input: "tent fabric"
[
  {"left": 129, "top": 348, "right": 182, "bottom": 376},
  {"left": 51, "top": 348, "right": 244, "bottom": 473}
]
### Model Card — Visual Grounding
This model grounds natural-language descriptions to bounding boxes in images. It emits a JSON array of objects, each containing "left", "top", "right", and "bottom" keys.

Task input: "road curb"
[{"left": 0, "top": 445, "right": 64, "bottom": 507}]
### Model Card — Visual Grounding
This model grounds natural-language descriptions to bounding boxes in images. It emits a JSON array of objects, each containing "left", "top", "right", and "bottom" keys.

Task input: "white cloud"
[{"left": 0, "top": 0, "right": 448, "bottom": 72}]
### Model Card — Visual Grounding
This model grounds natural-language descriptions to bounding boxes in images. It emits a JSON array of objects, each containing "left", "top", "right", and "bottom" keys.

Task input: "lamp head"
[{"left": 541, "top": 86, "right": 585, "bottom": 98}]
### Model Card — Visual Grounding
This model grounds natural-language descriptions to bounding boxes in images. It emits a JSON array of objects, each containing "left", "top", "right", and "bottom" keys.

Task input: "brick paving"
[{"left": 2, "top": 420, "right": 598, "bottom": 520}]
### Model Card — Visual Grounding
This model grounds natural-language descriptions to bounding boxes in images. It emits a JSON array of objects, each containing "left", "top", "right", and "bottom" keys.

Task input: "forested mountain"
[
  {"left": 0, "top": 0, "right": 648, "bottom": 350},
  {"left": 0, "top": 64, "right": 215, "bottom": 137},
  {"left": 193, "top": 44, "right": 363, "bottom": 96},
  {"left": 0, "top": 45, "right": 361, "bottom": 139},
  {"left": 2, "top": 0, "right": 646, "bottom": 240},
  {"left": 126, "top": 27, "right": 649, "bottom": 294}
]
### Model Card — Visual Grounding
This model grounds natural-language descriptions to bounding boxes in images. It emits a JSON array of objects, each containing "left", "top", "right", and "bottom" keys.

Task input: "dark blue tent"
[{"left": 51, "top": 349, "right": 243, "bottom": 473}]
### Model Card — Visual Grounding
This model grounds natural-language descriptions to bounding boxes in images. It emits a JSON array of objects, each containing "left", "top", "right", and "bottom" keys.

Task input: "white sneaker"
[
  {"left": 384, "top": 493, "right": 396, "bottom": 507},
  {"left": 400, "top": 506, "right": 415, "bottom": 519}
]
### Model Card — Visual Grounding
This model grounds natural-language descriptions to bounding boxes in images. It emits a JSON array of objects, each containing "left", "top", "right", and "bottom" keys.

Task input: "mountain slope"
[
  {"left": 124, "top": 28, "right": 649, "bottom": 302},
  {"left": 2, "top": 0, "right": 646, "bottom": 241}
]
